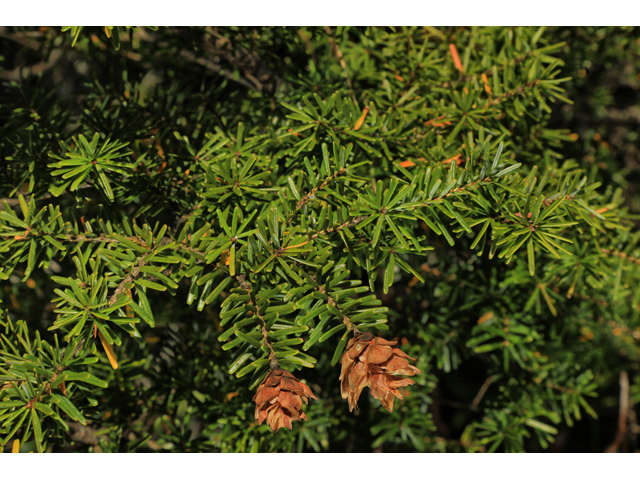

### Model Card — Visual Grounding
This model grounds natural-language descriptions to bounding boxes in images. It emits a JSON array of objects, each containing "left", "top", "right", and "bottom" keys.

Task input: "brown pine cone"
[
  {"left": 253, "top": 368, "right": 318, "bottom": 432},
  {"left": 339, "top": 332, "right": 421, "bottom": 412}
]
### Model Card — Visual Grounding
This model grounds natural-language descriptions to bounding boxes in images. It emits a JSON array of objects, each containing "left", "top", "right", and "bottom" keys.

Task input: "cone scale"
[
  {"left": 253, "top": 368, "right": 317, "bottom": 432},
  {"left": 339, "top": 332, "right": 421, "bottom": 412}
]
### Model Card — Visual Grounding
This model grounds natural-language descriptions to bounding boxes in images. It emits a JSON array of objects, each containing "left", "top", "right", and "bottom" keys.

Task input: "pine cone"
[
  {"left": 339, "top": 332, "right": 421, "bottom": 412},
  {"left": 253, "top": 368, "right": 317, "bottom": 432}
]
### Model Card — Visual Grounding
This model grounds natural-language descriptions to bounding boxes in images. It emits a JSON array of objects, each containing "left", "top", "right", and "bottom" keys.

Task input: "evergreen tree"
[{"left": 1, "top": 26, "right": 638, "bottom": 453}]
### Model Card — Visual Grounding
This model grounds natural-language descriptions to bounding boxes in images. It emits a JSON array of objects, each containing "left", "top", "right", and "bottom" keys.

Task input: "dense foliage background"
[{"left": 1, "top": 26, "right": 639, "bottom": 453}]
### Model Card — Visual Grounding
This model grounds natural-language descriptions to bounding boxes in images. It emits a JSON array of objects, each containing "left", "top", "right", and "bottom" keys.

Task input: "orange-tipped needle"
[
  {"left": 481, "top": 73, "right": 492, "bottom": 95},
  {"left": 477, "top": 312, "right": 494, "bottom": 325},
  {"left": 98, "top": 331, "right": 119, "bottom": 370},
  {"left": 399, "top": 157, "right": 425, "bottom": 168},
  {"left": 449, "top": 43, "right": 464, "bottom": 73},
  {"left": 354, "top": 106, "right": 369, "bottom": 131},
  {"left": 425, "top": 115, "right": 451, "bottom": 128},
  {"left": 442, "top": 154, "right": 463, "bottom": 166}
]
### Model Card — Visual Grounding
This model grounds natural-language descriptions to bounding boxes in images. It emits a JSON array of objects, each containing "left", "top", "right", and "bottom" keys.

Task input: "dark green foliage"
[{"left": 0, "top": 26, "right": 639, "bottom": 452}]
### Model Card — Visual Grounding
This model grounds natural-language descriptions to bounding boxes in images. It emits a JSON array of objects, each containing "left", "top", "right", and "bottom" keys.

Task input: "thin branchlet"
[{"left": 236, "top": 275, "right": 279, "bottom": 370}]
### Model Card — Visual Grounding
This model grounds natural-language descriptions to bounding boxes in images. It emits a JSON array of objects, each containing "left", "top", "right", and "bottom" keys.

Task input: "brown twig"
[
  {"left": 299, "top": 172, "right": 494, "bottom": 246},
  {"left": 605, "top": 371, "right": 629, "bottom": 453},
  {"left": 324, "top": 26, "right": 358, "bottom": 106},
  {"left": 0, "top": 49, "right": 64, "bottom": 81},
  {"left": 0, "top": 27, "right": 45, "bottom": 49},
  {"left": 105, "top": 26, "right": 275, "bottom": 94},
  {"left": 308, "top": 215, "right": 369, "bottom": 241},
  {"left": 607, "top": 319, "right": 640, "bottom": 343},
  {"left": 298, "top": 29, "right": 318, "bottom": 72},
  {"left": 179, "top": 49, "right": 259, "bottom": 92},
  {"left": 4, "top": 333, "right": 87, "bottom": 408},
  {"left": 198, "top": 27, "right": 287, "bottom": 94},
  {"left": 1, "top": 184, "right": 94, "bottom": 207},
  {"left": 236, "top": 275, "right": 279, "bottom": 369},
  {"left": 471, "top": 375, "right": 494, "bottom": 408},
  {"left": 107, "top": 257, "right": 146, "bottom": 307},
  {"left": 107, "top": 236, "right": 173, "bottom": 306},
  {"left": 482, "top": 80, "right": 542, "bottom": 109},
  {"left": 318, "top": 284, "right": 359, "bottom": 334},
  {"left": 601, "top": 249, "right": 640, "bottom": 266},
  {"left": 286, "top": 168, "right": 348, "bottom": 225}
]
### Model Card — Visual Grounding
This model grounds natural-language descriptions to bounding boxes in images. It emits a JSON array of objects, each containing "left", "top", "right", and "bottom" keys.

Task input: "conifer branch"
[{"left": 286, "top": 168, "right": 348, "bottom": 225}]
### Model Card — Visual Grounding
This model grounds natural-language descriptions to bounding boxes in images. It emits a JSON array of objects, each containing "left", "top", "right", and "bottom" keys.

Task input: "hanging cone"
[
  {"left": 253, "top": 368, "right": 317, "bottom": 432},
  {"left": 339, "top": 332, "right": 421, "bottom": 412}
]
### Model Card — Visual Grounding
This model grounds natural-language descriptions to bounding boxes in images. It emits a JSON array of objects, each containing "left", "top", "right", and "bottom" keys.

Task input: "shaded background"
[{"left": 1, "top": 26, "right": 639, "bottom": 452}]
